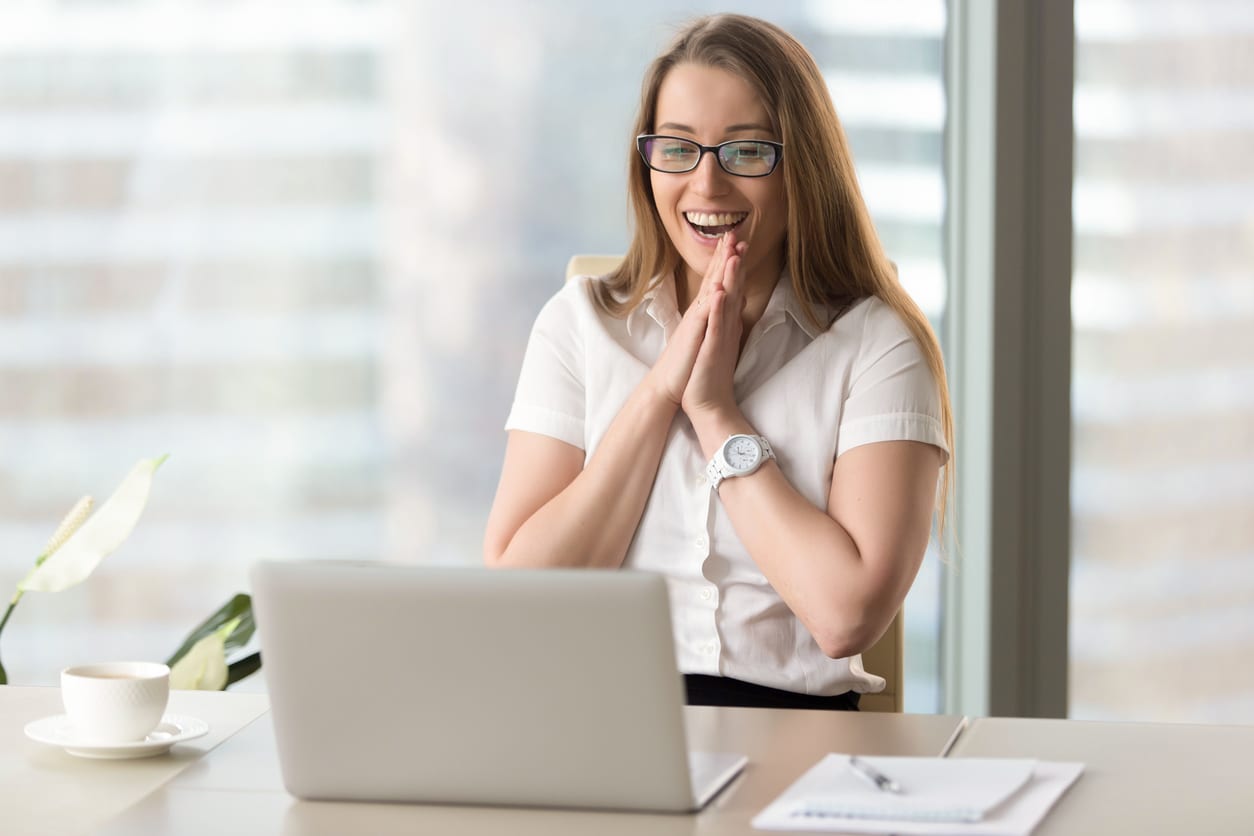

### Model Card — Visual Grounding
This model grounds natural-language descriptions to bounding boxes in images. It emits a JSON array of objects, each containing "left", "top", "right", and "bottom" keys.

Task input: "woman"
[{"left": 484, "top": 14, "right": 953, "bottom": 711}]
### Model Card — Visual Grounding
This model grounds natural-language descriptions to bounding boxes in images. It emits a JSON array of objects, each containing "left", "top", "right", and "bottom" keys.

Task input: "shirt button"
[
  {"left": 695, "top": 472, "right": 707, "bottom": 486},
  {"left": 700, "top": 588, "right": 713, "bottom": 601},
  {"left": 694, "top": 536, "right": 707, "bottom": 548},
  {"left": 703, "top": 643, "right": 717, "bottom": 655}
]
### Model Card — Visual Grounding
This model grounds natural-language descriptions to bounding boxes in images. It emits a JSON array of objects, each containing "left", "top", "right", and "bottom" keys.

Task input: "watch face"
[{"left": 724, "top": 436, "right": 762, "bottom": 472}]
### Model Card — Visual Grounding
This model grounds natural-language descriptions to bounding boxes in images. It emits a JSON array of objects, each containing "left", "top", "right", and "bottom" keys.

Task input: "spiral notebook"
[{"left": 753, "top": 753, "right": 1084, "bottom": 835}]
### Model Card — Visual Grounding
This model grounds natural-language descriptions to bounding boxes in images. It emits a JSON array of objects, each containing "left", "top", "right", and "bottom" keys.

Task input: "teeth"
[{"left": 685, "top": 211, "right": 747, "bottom": 228}]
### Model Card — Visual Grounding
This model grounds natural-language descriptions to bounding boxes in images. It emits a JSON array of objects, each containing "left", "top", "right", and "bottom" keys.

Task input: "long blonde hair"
[{"left": 594, "top": 13, "right": 955, "bottom": 533}]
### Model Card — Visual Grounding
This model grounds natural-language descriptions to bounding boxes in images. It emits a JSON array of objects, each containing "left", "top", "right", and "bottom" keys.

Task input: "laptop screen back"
[{"left": 250, "top": 561, "right": 699, "bottom": 811}]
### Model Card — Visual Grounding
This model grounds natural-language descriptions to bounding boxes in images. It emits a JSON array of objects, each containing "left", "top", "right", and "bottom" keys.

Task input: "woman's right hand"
[{"left": 647, "top": 233, "right": 739, "bottom": 405}]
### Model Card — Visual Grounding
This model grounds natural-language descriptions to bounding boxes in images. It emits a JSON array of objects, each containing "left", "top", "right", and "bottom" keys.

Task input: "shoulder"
[
  {"left": 836, "top": 295, "right": 913, "bottom": 341},
  {"left": 528, "top": 275, "right": 638, "bottom": 353},
  {"left": 542, "top": 274, "right": 595, "bottom": 312},
  {"left": 814, "top": 295, "right": 913, "bottom": 361},
  {"left": 833, "top": 295, "right": 948, "bottom": 458},
  {"left": 832, "top": 296, "right": 925, "bottom": 364},
  {"left": 531, "top": 275, "right": 601, "bottom": 332},
  {"left": 821, "top": 295, "right": 943, "bottom": 409},
  {"left": 538, "top": 274, "right": 631, "bottom": 319}
]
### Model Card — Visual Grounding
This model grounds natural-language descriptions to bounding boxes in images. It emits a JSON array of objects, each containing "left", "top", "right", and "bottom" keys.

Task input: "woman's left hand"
[{"left": 681, "top": 232, "right": 748, "bottom": 432}]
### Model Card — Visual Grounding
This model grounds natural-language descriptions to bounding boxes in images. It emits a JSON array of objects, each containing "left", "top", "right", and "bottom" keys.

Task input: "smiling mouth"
[{"left": 684, "top": 211, "right": 748, "bottom": 239}]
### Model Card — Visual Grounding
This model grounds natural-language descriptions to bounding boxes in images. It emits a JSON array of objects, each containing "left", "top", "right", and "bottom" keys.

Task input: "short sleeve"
[
  {"left": 836, "top": 300, "right": 949, "bottom": 464},
  {"left": 504, "top": 283, "right": 586, "bottom": 449}
]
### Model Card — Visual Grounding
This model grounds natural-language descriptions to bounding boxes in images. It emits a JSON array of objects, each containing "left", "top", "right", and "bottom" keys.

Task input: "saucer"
[{"left": 24, "top": 713, "right": 210, "bottom": 760}]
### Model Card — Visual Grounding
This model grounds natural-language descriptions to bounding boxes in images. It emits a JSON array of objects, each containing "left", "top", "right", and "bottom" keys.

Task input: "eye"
[
  {"left": 660, "top": 141, "right": 697, "bottom": 159},
  {"left": 716, "top": 141, "right": 778, "bottom": 175}
]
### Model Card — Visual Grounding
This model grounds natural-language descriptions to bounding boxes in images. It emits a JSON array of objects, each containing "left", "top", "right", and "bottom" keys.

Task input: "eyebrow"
[{"left": 656, "top": 121, "right": 776, "bottom": 136}]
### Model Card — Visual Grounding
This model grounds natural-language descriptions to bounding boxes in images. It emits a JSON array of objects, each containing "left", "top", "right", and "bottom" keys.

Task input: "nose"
[{"left": 690, "top": 148, "right": 730, "bottom": 197}]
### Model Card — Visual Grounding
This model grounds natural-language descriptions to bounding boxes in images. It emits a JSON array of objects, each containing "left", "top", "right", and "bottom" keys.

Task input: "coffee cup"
[{"left": 60, "top": 662, "right": 171, "bottom": 744}]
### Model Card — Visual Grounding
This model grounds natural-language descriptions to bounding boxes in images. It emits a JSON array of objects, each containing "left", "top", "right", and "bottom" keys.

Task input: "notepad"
[{"left": 753, "top": 754, "right": 1084, "bottom": 835}]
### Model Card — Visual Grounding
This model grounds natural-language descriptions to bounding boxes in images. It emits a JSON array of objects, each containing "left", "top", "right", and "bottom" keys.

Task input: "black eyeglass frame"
[{"left": 636, "top": 134, "right": 785, "bottom": 178}]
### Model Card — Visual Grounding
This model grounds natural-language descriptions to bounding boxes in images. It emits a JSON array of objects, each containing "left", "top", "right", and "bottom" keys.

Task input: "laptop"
[{"left": 250, "top": 560, "right": 747, "bottom": 812}]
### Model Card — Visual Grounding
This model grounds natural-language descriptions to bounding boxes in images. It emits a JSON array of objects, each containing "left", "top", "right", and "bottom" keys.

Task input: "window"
[
  {"left": 0, "top": 1, "right": 949, "bottom": 703},
  {"left": 1070, "top": 0, "right": 1254, "bottom": 722}
]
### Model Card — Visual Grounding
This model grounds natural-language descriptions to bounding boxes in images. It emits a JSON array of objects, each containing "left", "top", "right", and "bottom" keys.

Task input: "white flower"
[
  {"left": 18, "top": 456, "right": 167, "bottom": 594},
  {"left": 170, "top": 617, "right": 238, "bottom": 691}
]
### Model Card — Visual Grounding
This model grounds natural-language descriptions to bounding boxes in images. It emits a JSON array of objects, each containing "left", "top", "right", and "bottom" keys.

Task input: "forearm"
[
  {"left": 693, "top": 415, "right": 908, "bottom": 658},
  {"left": 492, "top": 379, "right": 679, "bottom": 569},
  {"left": 717, "top": 466, "right": 901, "bottom": 657}
]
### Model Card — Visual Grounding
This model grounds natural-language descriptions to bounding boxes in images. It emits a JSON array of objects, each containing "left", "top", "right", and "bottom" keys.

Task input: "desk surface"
[
  {"left": 1, "top": 685, "right": 268, "bottom": 836},
  {"left": 951, "top": 716, "right": 1254, "bottom": 836},
  {"left": 98, "top": 704, "right": 965, "bottom": 836},
  {"left": 10, "top": 684, "right": 1254, "bottom": 836}
]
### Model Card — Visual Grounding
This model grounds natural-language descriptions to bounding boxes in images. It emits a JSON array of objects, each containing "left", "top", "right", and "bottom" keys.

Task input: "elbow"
[
  {"left": 482, "top": 535, "right": 510, "bottom": 568},
  {"left": 811, "top": 618, "right": 882, "bottom": 661},
  {"left": 815, "top": 634, "right": 864, "bottom": 661}
]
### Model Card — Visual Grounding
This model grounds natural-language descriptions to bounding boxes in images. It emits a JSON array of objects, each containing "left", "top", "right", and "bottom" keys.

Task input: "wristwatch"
[{"left": 706, "top": 434, "right": 775, "bottom": 492}]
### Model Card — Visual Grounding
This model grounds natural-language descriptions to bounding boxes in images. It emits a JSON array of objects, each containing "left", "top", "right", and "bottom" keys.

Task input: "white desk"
[
  {"left": 949, "top": 716, "right": 1254, "bottom": 835},
  {"left": 1, "top": 685, "right": 268, "bottom": 836},
  {"left": 10, "top": 684, "right": 1254, "bottom": 835},
  {"left": 95, "top": 701, "right": 965, "bottom": 835}
]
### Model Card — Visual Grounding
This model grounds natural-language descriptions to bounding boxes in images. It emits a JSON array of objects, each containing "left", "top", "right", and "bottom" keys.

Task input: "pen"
[{"left": 847, "top": 755, "right": 903, "bottom": 794}]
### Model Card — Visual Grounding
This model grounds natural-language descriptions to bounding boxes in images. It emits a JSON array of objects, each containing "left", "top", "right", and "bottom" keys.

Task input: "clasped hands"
[{"left": 650, "top": 231, "right": 752, "bottom": 451}]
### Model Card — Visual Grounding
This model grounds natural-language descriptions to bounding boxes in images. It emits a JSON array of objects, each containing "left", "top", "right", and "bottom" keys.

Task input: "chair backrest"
[
  {"left": 565, "top": 253, "right": 905, "bottom": 712},
  {"left": 566, "top": 254, "right": 624, "bottom": 279},
  {"left": 857, "top": 610, "right": 904, "bottom": 713}
]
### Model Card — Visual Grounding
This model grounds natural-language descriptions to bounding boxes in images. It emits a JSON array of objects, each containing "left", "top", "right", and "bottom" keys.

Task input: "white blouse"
[{"left": 505, "top": 272, "right": 949, "bottom": 696}]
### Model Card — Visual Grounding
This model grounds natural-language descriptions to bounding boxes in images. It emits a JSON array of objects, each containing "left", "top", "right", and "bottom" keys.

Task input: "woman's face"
[{"left": 650, "top": 62, "right": 788, "bottom": 294}]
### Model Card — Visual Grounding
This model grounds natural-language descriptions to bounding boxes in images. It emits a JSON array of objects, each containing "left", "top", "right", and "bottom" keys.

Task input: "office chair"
[
  {"left": 565, "top": 254, "right": 624, "bottom": 281},
  {"left": 855, "top": 611, "right": 903, "bottom": 713},
  {"left": 564, "top": 254, "right": 905, "bottom": 713}
]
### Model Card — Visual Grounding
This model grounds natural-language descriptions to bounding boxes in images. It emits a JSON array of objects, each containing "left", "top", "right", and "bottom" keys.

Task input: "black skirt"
[{"left": 684, "top": 674, "right": 860, "bottom": 711}]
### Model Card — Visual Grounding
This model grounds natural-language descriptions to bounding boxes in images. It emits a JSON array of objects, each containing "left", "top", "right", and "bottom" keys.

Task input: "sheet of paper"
[{"left": 753, "top": 754, "right": 1084, "bottom": 836}]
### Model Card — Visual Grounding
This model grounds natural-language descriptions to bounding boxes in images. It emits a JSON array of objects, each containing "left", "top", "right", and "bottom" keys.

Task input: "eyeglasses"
[{"left": 636, "top": 134, "right": 784, "bottom": 178}]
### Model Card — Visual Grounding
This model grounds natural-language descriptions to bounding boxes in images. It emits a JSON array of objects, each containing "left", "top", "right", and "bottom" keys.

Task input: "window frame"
[{"left": 941, "top": 0, "right": 1074, "bottom": 718}]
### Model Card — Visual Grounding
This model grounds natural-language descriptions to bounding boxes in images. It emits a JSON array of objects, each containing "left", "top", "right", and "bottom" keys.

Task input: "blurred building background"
[
  {"left": 1069, "top": 0, "right": 1254, "bottom": 721},
  {"left": 1, "top": 0, "right": 1250, "bottom": 723},
  {"left": 0, "top": 0, "right": 949, "bottom": 706}
]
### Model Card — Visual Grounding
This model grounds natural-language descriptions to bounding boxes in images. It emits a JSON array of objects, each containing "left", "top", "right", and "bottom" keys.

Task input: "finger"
[
  {"left": 705, "top": 287, "right": 742, "bottom": 350},
  {"left": 697, "top": 289, "right": 742, "bottom": 381},
  {"left": 684, "top": 288, "right": 715, "bottom": 325},
  {"left": 706, "top": 289, "right": 726, "bottom": 338},
  {"left": 689, "top": 237, "right": 731, "bottom": 318},
  {"left": 717, "top": 231, "right": 742, "bottom": 290},
  {"left": 727, "top": 238, "right": 747, "bottom": 290},
  {"left": 700, "top": 231, "right": 733, "bottom": 296},
  {"left": 680, "top": 292, "right": 713, "bottom": 334},
  {"left": 702, "top": 289, "right": 732, "bottom": 358},
  {"left": 721, "top": 251, "right": 742, "bottom": 300},
  {"left": 671, "top": 298, "right": 710, "bottom": 374}
]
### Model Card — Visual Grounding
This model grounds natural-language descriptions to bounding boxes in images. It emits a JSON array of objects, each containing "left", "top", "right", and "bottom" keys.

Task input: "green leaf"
[
  {"left": 170, "top": 617, "right": 239, "bottom": 690},
  {"left": 167, "top": 593, "right": 255, "bottom": 668},
  {"left": 226, "top": 651, "right": 262, "bottom": 688},
  {"left": 0, "top": 599, "right": 15, "bottom": 685},
  {"left": 18, "top": 456, "right": 168, "bottom": 593}
]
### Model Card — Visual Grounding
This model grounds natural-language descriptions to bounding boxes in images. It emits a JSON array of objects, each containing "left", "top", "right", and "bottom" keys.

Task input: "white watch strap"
[{"left": 706, "top": 457, "right": 726, "bottom": 491}]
